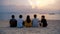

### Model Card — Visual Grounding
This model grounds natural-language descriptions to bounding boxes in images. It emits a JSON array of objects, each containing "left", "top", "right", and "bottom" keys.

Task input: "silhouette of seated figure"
[
  {"left": 9, "top": 15, "right": 17, "bottom": 27},
  {"left": 24, "top": 15, "right": 32, "bottom": 27},
  {"left": 40, "top": 15, "right": 48, "bottom": 27},
  {"left": 17, "top": 15, "right": 24, "bottom": 28},
  {"left": 32, "top": 14, "right": 39, "bottom": 27}
]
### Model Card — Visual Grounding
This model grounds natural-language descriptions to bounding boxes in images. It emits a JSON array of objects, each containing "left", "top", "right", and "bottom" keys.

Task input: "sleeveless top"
[{"left": 24, "top": 21, "right": 32, "bottom": 27}]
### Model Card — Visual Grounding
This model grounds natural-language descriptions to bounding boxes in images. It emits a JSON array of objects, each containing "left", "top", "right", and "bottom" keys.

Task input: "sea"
[{"left": 0, "top": 12, "right": 60, "bottom": 20}]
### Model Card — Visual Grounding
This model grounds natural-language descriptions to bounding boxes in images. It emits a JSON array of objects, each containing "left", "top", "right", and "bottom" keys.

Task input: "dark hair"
[
  {"left": 34, "top": 14, "right": 37, "bottom": 18},
  {"left": 19, "top": 15, "right": 22, "bottom": 18},
  {"left": 11, "top": 15, "right": 15, "bottom": 18},
  {"left": 26, "top": 15, "right": 31, "bottom": 23},
  {"left": 41, "top": 15, "right": 45, "bottom": 19}
]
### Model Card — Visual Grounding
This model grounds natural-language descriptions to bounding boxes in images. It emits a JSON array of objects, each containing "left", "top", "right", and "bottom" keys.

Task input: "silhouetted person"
[
  {"left": 24, "top": 15, "right": 32, "bottom": 27},
  {"left": 40, "top": 15, "right": 48, "bottom": 27},
  {"left": 17, "top": 15, "right": 24, "bottom": 28},
  {"left": 9, "top": 15, "right": 17, "bottom": 27},
  {"left": 32, "top": 14, "right": 39, "bottom": 27}
]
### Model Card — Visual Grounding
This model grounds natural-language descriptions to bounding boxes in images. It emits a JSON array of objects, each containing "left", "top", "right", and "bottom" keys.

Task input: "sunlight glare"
[{"left": 28, "top": 0, "right": 55, "bottom": 9}]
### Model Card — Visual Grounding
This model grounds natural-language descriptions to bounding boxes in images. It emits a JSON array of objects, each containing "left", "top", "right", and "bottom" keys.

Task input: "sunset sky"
[
  {"left": 0, "top": 0, "right": 60, "bottom": 10},
  {"left": 0, "top": 0, "right": 60, "bottom": 20}
]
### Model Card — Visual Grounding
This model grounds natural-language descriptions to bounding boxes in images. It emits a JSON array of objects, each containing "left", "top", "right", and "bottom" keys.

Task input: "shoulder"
[
  {"left": 44, "top": 19, "right": 47, "bottom": 21},
  {"left": 13, "top": 19, "right": 17, "bottom": 22},
  {"left": 10, "top": 19, "right": 13, "bottom": 21},
  {"left": 24, "top": 21, "right": 27, "bottom": 23},
  {"left": 32, "top": 18, "right": 38, "bottom": 20},
  {"left": 32, "top": 19, "right": 35, "bottom": 20},
  {"left": 14, "top": 19, "right": 17, "bottom": 21}
]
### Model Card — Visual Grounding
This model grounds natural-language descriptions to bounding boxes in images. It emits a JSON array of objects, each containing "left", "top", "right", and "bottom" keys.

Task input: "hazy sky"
[{"left": 0, "top": 0, "right": 60, "bottom": 10}]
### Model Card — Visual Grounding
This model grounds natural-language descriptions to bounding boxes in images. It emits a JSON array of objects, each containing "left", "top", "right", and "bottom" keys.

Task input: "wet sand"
[{"left": 0, "top": 20, "right": 60, "bottom": 34}]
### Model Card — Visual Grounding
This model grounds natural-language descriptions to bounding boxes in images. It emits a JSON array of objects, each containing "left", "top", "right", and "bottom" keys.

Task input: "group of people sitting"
[{"left": 9, "top": 14, "right": 48, "bottom": 28}]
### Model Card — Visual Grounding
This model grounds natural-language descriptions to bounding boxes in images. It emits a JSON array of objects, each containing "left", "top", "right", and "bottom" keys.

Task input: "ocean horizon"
[{"left": 0, "top": 12, "right": 60, "bottom": 20}]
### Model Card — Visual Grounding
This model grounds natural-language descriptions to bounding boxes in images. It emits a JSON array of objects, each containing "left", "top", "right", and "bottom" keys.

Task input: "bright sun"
[{"left": 28, "top": 0, "right": 55, "bottom": 9}]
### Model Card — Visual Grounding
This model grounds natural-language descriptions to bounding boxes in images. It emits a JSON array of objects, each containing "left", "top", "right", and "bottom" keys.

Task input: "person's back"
[
  {"left": 17, "top": 15, "right": 24, "bottom": 28},
  {"left": 32, "top": 18, "right": 39, "bottom": 27},
  {"left": 40, "top": 15, "right": 48, "bottom": 27},
  {"left": 32, "top": 14, "right": 39, "bottom": 27},
  {"left": 24, "top": 15, "right": 32, "bottom": 27},
  {"left": 9, "top": 15, "right": 17, "bottom": 27},
  {"left": 41, "top": 19, "right": 47, "bottom": 27},
  {"left": 24, "top": 21, "right": 32, "bottom": 27}
]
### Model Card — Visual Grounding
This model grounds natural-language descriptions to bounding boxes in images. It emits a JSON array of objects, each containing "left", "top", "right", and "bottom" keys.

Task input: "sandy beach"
[{"left": 0, "top": 20, "right": 60, "bottom": 34}]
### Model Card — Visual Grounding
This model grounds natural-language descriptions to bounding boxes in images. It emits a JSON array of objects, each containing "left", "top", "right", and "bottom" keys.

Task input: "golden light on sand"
[{"left": 28, "top": 0, "right": 55, "bottom": 9}]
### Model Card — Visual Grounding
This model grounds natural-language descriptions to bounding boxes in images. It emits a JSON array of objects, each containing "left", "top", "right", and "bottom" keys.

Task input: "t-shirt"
[
  {"left": 17, "top": 18, "right": 24, "bottom": 28},
  {"left": 32, "top": 18, "right": 39, "bottom": 27},
  {"left": 41, "top": 19, "right": 47, "bottom": 27},
  {"left": 10, "top": 18, "right": 17, "bottom": 27}
]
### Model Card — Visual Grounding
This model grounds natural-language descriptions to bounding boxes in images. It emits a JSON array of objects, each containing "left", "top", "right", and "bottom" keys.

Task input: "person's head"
[
  {"left": 19, "top": 15, "right": 22, "bottom": 18},
  {"left": 27, "top": 15, "right": 30, "bottom": 19},
  {"left": 26, "top": 15, "right": 31, "bottom": 23},
  {"left": 11, "top": 15, "right": 15, "bottom": 19},
  {"left": 41, "top": 15, "right": 45, "bottom": 19},
  {"left": 34, "top": 14, "right": 37, "bottom": 18}
]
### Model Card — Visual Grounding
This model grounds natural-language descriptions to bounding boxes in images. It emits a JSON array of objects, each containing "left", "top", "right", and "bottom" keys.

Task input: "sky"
[
  {"left": 0, "top": 0, "right": 60, "bottom": 10},
  {"left": 0, "top": 0, "right": 60, "bottom": 20}
]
